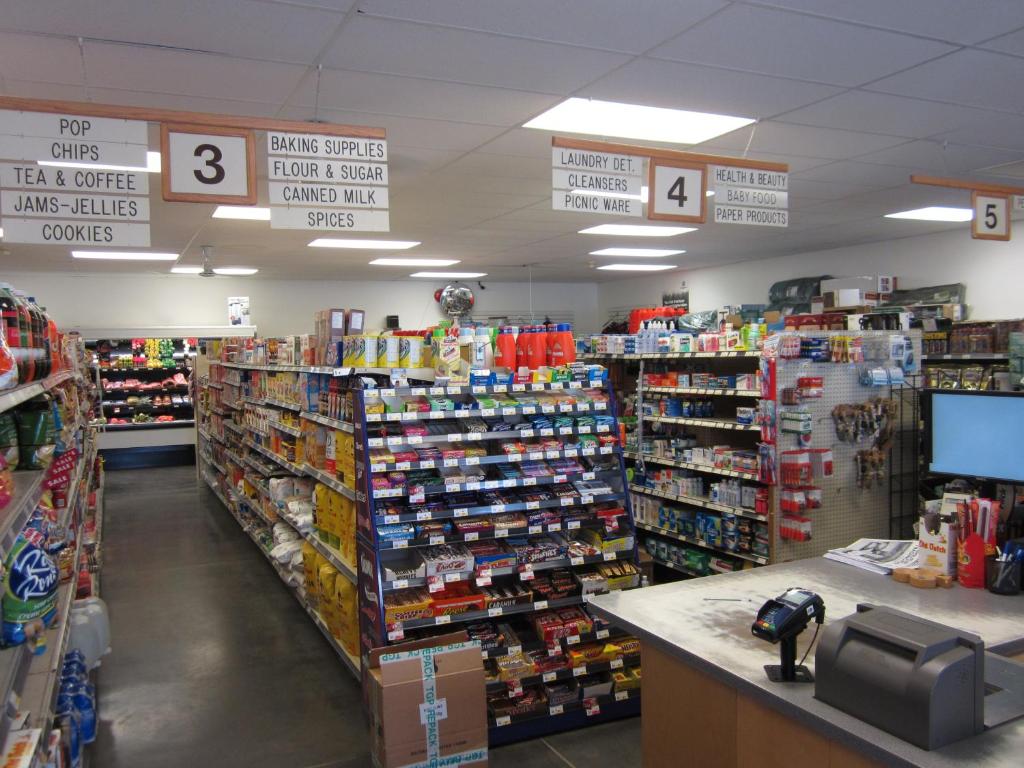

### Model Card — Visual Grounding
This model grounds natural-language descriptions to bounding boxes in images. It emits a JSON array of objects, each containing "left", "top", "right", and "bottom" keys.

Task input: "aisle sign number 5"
[
  {"left": 161, "top": 123, "right": 257, "bottom": 204},
  {"left": 648, "top": 158, "right": 707, "bottom": 223},
  {"left": 971, "top": 191, "right": 1010, "bottom": 241}
]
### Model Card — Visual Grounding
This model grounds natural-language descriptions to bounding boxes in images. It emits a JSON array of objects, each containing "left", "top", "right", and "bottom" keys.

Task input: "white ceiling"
[{"left": 2, "top": 0, "right": 1024, "bottom": 282}]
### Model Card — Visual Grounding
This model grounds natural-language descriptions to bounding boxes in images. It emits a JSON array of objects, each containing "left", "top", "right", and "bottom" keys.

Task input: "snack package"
[{"left": 2, "top": 530, "right": 60, "bottom": 646}]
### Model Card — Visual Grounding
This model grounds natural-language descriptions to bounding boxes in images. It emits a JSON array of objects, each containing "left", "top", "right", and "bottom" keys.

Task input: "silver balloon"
[{"left": 439, "top": 284, "right": 475, "bottom": 318}]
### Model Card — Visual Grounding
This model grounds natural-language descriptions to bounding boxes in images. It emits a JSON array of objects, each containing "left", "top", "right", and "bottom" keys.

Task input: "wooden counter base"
[{"left": 641, "top": 642, "right": 880, "bottom": 768}]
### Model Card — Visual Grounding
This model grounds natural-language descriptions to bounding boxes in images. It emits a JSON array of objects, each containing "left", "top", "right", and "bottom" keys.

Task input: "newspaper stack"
[{"left": 823, "top": 539, "right": 920, "bottom": 575}]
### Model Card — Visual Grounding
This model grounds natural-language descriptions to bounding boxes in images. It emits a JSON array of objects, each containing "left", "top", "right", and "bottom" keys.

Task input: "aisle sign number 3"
[
  {"left": 648, "top": 158, "right": 707, "bottom": 223},
  {"left": 161, "top": 123, "right": 257, "bottom": 205},
  {"left": 971, "top": 191, "right": 1010, "bottom": 241}
]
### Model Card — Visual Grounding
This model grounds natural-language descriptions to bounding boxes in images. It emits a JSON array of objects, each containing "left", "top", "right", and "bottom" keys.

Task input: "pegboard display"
[{"left": 769, "top": 330, "right": 922, "bottom": 561}]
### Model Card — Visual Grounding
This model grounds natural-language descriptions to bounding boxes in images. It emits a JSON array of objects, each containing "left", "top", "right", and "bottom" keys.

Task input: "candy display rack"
[{"left": 352, "top": 375, "right": 643, "bottom": 745}]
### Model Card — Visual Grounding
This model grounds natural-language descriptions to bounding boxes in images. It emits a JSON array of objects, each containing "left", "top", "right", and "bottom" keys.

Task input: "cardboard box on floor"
[{"left": 368, "top": 631, "right": 488, "bottom": 768}]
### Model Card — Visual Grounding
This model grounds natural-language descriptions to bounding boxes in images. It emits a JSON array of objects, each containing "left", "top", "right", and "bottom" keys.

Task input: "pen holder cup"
[{"left": 986, "top": 559, "right": 1022, "bottom": 595}]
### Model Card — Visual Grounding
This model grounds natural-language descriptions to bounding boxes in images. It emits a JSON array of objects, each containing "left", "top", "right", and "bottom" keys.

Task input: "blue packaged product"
[
  {"left": 377, "top": 523, "right": 415, "bottom": 541},
  {"left": 2, "top": 530, "right": 59, "bottom": 646}
]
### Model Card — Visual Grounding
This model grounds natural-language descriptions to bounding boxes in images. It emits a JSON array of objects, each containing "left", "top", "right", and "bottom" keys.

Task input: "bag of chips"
[{"left": 2, "top": 530, "right": 60, "bottom": 646}]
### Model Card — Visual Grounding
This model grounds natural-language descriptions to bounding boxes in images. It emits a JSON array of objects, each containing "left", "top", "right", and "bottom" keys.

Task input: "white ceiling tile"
[
  {"left": 579, "top": 57, "right": 842, "bottom": 120},
  {"left": 751, "top": 1, "right": 1024, "bottom": 45},
  {"left": 476, "top": 129, "right": 557, "bottom": 158},
  {"left": 651, "top": 5, "right": 954, "bottom": 87},
  {"left": 289, "top": 68, "right": 560, "bottom": 126},
  {"left": 0, "top": 1, "right": 345, "bottom": 64},
  {"left": 931, "top": 112, "right": 1024, "bottom": 152},
  {"left": 321, "top": 16, "right": 629, "bottom": 93},
  {"left": 82, "top": 42, "right": 307, "bottom": 103},
  {"left": 0, "top": 33, "right": 84, "bottom": 84},
  {"left": 86, "top": 87, "right": 283, "bottom": 118},
  {"left": 854, "top": 140, "right": 1024, "bottom": 174},
  {"left": 792, "top": 161, "right": 918, "bottom": 188},
  {"left": 703, "top": 122, "right": 908, "bottom": 160},
  {"left": 867, "top": 49, "right": 1024, "bottom": 112},
  {"left": 980, "top": 27, "right": 1024, "bottom": 57},
  {"left": 0, "top": 79, "right": 90, "bottom": 101},
  {"left": 776, "top": 91, "right": 993, "bottom": 139},
  {"left": 356, "top": 0, "right": 727, "bottom": 53},
  {"left": 787, "top": 178, "right": 884, "bottom": 204},
  {"left": 442, "top": 152, "right": 551, "bottom": 180}
]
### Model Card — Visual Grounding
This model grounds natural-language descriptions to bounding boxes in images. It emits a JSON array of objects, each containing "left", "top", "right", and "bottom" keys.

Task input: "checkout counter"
[{"left": 589, "top": 557, "right": 1024, "bottom": 768}]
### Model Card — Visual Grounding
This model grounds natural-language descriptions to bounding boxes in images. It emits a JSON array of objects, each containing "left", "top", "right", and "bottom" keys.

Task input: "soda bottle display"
[{"left": 0, "top": 283, "right": 23, "bottom": 382}]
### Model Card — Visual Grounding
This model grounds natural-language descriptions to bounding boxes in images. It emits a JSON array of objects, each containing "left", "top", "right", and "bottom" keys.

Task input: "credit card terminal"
[{"left": 751, "top": 588, "right": 825, "bottom": 683}]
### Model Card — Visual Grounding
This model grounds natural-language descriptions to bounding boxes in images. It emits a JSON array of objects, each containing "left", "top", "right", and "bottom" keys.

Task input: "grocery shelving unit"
[
  {"left": 0, "top": 369, "right": 98, "bottom": 750},
  {"left": 352, "top": 376, "right": 643, "bottom": 745}
]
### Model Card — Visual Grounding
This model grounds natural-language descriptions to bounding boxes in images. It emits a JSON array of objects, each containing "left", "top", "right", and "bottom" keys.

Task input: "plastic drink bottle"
[
  {"left": 0, "top": 283, "right": 23, "bottom": 382},
  {"left": 527, "top": 325, "right": 547, "bottom": 370},
  {"left": 549, "top": 323, "right": 576, "bottom": 366},
  {"left": 515, "top": 325, "right": 531, "bottom": 371},
  {"left": 13, "top": 291, "right": 34, "bottom": 382}
]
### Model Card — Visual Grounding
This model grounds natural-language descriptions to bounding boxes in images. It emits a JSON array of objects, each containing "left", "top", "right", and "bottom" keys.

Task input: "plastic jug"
[
  {"left": 515, "top": 325, "right": 531, "bottom": 371},
  {"left": 494, "top": 327, "right": 517, "bottom": 371},
  {"left": 549, "top": 324, "right": 576, "bottom": 366}
]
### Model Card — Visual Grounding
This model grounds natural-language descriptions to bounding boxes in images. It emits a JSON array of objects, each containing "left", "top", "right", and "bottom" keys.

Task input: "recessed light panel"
[
  {"left": 884, "top": 207, "right": 972, "bottom": 222},
  {"left": 525, "top": 98, "right": 754, "bottom": 144},
  {"left": 590, "top": 248, "right": 685, "bottom": 257},
  {"left": 410, "top": 272, "right": 487, "bottom": 279},
  {"left": 370, "top": 258, "right": 460, "bottom": 267},
  {"left": 579, "top": 225, "right": 697, "bottom": 237},
  {"left": 308, "top": 239, "right": 420, "bottom": 249},
  {"left": 213, "top": 267, "right": 259, "bottom": 275},
  {"left": 597, "top": 264, "right": 677, "bottom": 272},
  {"left": 213, "top": 206, "right": 271, "bottom": 220},
  {"left": 71, "top": 251, "right": 177, "bottom": 261},
  {"left": 170, "top": 267, "right": 203, "bottom": 274}
]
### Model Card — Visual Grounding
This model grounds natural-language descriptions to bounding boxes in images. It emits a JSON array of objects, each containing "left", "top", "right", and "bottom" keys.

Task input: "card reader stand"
[{"left": 751, "top": 588, "right": 826, "bottom": 684}]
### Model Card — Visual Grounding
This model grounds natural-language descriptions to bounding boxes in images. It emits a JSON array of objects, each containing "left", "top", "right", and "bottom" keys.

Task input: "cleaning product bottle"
[
  {"left": 527, "top": 325, "right": 546, "bottom": 371},
  {"left": 494, "top": 326, "right": 516, "bottom": 371},
  {"left": 550, "top": 323, "right": 576, "bottom": 366},
  {"left": 515, "top": 325, "right": 531, "bottom": 372},
  {"left": 472, "top": 326, "right": 492, "bottom": 370}
]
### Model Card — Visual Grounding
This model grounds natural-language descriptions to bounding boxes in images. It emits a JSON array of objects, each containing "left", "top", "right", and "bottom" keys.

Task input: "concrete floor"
[{"left": 94, "top": 466, "right": 642, "bottom": 768}]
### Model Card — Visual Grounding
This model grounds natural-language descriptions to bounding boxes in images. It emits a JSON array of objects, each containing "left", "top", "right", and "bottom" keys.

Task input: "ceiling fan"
[{"left": 172, "top": 246, "right": 258, "bottom": 276}]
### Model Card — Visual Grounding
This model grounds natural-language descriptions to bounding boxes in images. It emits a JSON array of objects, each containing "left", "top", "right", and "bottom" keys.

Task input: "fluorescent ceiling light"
[
  {"left": 308, "top": 239, "right": 420, "bottom": 250},
  {"left": 590, "top": 247, "right": 685, "bottom": 257},
  {"left": 0, "top": 227, "right": 4, "bottom": 238},
  {"left": 39, "top": 150, "right": 161, "bottom": 173},
  {"left": 706, "top": 190, "right": 715, "bottom": 196},
  {"left": 170, "top": 266, "right": 203, "bottom": 274},
  {"left": 884, "top": 206, "right": 972, "bottom": 222},
  {"left": 213, "top": 267, "right": 259, "bottom": 275},
  {"left": 525, "top": 98, "right": 753, "bottom": 144},
  {"left": 410, "top": 272, "right": 487, "bottom": 279},
  {"left": 72, "top": 250, "right": 177, "bottom": 261},
  {"left": 597, "top": 263, "right": 678, "bottom": 272},
  {"left": 212, "top": 206, "right": 271, "bottom": 221},
  {"left": 370, "top": 258, "right": 461, "bottom": 267},
  {"left": 579, "top": 224, "right": 696, "bottom": 237}
]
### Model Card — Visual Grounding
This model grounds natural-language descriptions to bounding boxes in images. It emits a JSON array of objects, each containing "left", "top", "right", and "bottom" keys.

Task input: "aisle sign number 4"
[
  {"left": 161, "top": 123, "right": 257, "bottom": 205},
  {"left": 971, "top": 191, "right": 1010, "bottom": 241},
  {"left": 648, "top": 159, "right": 706, "bottom": 223}
]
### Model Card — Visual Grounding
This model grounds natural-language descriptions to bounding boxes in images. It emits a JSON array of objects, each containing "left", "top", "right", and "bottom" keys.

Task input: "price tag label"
[
  {"left": 564, "top": 448, "right": 578, "bottom": 457},
  {"left": 480, "top": 408, "right": 497, "bottom": 417},
  {"left": 390, "top": 579, "right": 408, "bottom": 590},
  {"left": 519, "top": 564, "right": 535, "bottom": 581},
  {"left": 466, "top": 482, "right": 481, "bottom": 491},
  {"left": 583, "top": 471, "right": 596, "bottom": 481},
  {"left": 542, "top": 405, "right": 555, "bottom": 414},
  {"left": 449, "top": 386, "right": 463, "bottom": 395},
  {"left": 520, "top": 429, "right": 535, "bottom": 438},
  {"left": 429, "top": 412, "right": 445, "bottom": 420},
  {"left": 445, "top": 572, "right": 461, "bottom": 583},
  {"left": 530, "top": 383, "right": 545, "bottom": 391},
  {"left": 447, "top": 433, "right": 461, "bottom": 443},
  {"left": 444, "top": 458, "right": 459, "bottom": 467},
  {"left": 596, "top": 402, "right": 608, "bottom": 410},
  {"left": 512, "top": 383, "right": 526, "bottom": 392},
  {"left": 549, "top": 522, "right": 563, "bottom": 531},
  {"left": 577, "top": 403, "right": 591, "bottom": 412},
  {"left": 435, "top": 615, "right": 451, "bottom": 625},
  {"left": 567, "top": 520, "right": 581, "bottom": 530},
  {"left": 559, "top": 403, "right": 573, "bottom": 413},
  {"left": 597, "top": 425, "right": 610, "bottom": 433},
  {"left": 573, "top": 666, "right": 587, "bottom": 677},
  {"left": 371, "top": 463, "right": 386, "bottom": 473},
  {"left": 453, "top": 507, "right": 470, "bottom": 517},
  {"left": 495, "top": 716, "right": 511, "bottom": 727},
  {"left": 388, "top": 628, "right": 405, "bottom": 641},
  {"left": 560, "top": 498, "right": 573, "bottom": 507},
  {"left": 488, "top": 606, "right": 503, "bottom": 617},
  {"left": 464, "top": 531, "right": 479, "bottom": 541},
  {"left": 565, "top": 635, "right": 581, "bottom": 645},
  {"left": 411, "top": 387, "right": 427, "bottom": 396},
  {"left": 570, "top": 556, "right": 584, "bottom": 566},
  {"left": 541, "top": 428, "right": 555, "bottom": 437},
  {"left": 495, "top": 528, "right": 509, "bottom": 538},
  {"left": 384, "top": 514, "right": 400, "bottom": 524},
  {"left": 491, "top": 504, "right": 507, "bottom": 514},
  {"left": 580, "top": 495, "right": 594, "bottom": 505},
  {"left": 369, "top": 438, "right": 384, "bottom": 448},
  {"left": 534, "top": 600, "right": 549, "bottom": 610},
  {"left": 507, "top": 680, "right": 523, "bottom": 697},
  {"left": 416, "top": 510, "right": 433, "bottom": 521},
  {"left": 464, "top": 456, "right": 481, "bottom": 466},
  {"left": 507, "top": 453, "right": 523, "bottom": 462},
  {"left": 392, "top": 540, "right": 408, "bottom": 549},
  {"left": 429, "top": 387, "right": 445, "bottom": 396},
  {"left": 615, "top": 690, "right": 629, "bottom": 702},
  {"left": 528, "top": 525, "right": 542, "bottom": 534},
  {"left": 395, "top": 461, "right": 411, "bottom": 470},
  {"left": 529, "top": 451, "right": 544, "bottom": 460},
  {"left": 582, "top": 447, "right": 597, "bottom": 457},
  {"left": 546, "top": 450, "right": 560, "bottom": 460},
  {"left": 429, "top": 535, "right": 445, "bottom": 545},
  {"left": 420, "top": 459, "right": 436, "bottom": 469},
  {"left": 427, "top": 575, "right": 445, "bottom": 593},
  {"left": 523, "top": 477, "right": 538, "bottom": 486},
  {"left": 554, "top": 474, "right": 568, "bottom": 483},
  {"left": 466, "top": 432, "right": 483, "bottom": 441},
  {"left": 543, "top": 672, "right": 558, "bottom": 683},
  {"left": 477, "top": 575, "right": 492, "bottom": 588},
  {"left": 580, "top": 426, "right": 592, "bottom": 434},
  {"left": 445, "top": 484, "right": 461, "bottom": 494},
  {"left": 526, "top": 502, "right": 541, "bottom": 511},
  {"left": 596, "top": 629, "right": 610, "bottom": 640},
  {"left": 585, "top": 701, "right": 601, "bottom": 717},
  {"left": 603, "top": 551, "right": 617, "bottom": 561},
  {"left": 549, "top": 704, "right": 564, "bottom": 715},
  {"left": 610, "top": 658, "right": 624, "bottom": 669},
  {"left": 559, "top": 427, "right": 573, "bottom": 436},
  {"left": 472, "top": 386, "right": 486, "bottom": 394}
]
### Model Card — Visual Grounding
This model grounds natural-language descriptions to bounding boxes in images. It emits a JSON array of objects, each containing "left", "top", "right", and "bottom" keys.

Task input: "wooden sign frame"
[
  {"left": 647, "top": 158, "right": 708, "bottom": 224},
  {"left": 160, "top": 123, "right": 258, "bottom": 205},
  {"left": 971, "top": 190, "right": 1011, "bottom": 242}
]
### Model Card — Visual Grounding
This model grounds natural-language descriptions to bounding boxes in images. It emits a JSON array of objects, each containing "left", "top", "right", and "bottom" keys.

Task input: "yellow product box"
[
  {"left": 383, "top": 588, "right": 433, "bottom": 625},
  {"left": 313, "top": 484, "right": 330, "bottom": 541},
  {"left": 334, "top": 576, "right": 356, "bottom": 641},
  {"left": 612, "top": 667, "right": 641, "bottom": 692},
  {"left": 302, "top": 544, "right": 321, "bottom": 606},
  {"left": 325, "top": 489, "right": 342, "bottom": 548},
  {"left": 596, "top": 561, "right": 641, "bottom": 591},
  {"left": 318, "top": 564, "right": 341, "bottom": 632}
]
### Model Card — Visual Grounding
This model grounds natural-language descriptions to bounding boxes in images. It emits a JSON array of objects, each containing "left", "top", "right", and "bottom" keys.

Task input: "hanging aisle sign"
[
  {"left": 710, "top": 165, "right": 789, "bottom": 227},
  {"left": 549, "top": 137, "right": 788, "bottom": 228},
  {"left": 0, "top": 110, "right": 151, "bottom": 246},
  {"left": 550, "top": 147, "right": 643, "bottom": 218},
  {"left": 267, "top": 131, "right": 390, "bottom": 232},
  {"left": 910, "top": 174, "right": 1024, "bottom": 243}
]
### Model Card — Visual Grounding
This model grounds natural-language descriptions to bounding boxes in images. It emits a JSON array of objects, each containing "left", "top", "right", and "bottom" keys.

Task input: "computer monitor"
[{"left": 928, "top": 391, "right": 1024, "bottom": 483}]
